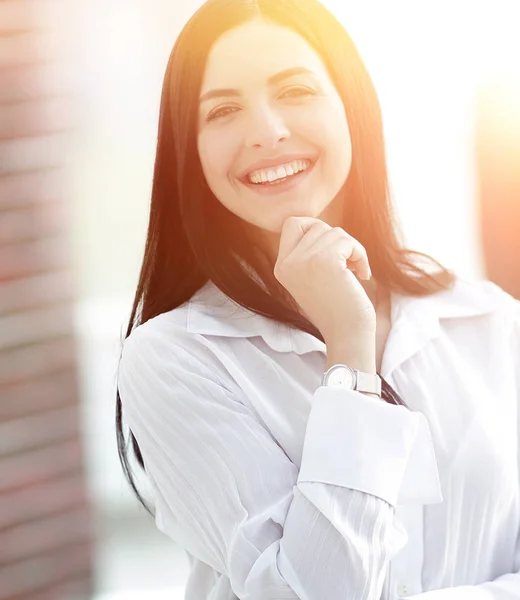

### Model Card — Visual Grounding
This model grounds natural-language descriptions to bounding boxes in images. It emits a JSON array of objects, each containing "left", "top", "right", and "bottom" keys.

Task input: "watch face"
[{"left": 328, "top": 366, "right": 355, "bottom": 388}]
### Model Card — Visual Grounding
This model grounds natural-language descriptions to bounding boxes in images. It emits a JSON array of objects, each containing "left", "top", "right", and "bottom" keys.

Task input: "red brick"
[
  {"left": 0, "top": 369, "right": 77, "bottom": 420},
  {"left": 0, "top": 303, "right": 75, "bottom": 351},
  {"left": 0, "top": 133, "right": 69, "bottom": 175},
  {"left": 0, "top": 337, "right": 77, "bottom": 385},
  {"left": 0, "top": 474, "right": 88, "bottom": 530},
  {"left": 0, "top": 542, "right": 93, "bottom": 600},
  {"left": 0, "top": 439, "right": 84, "bottom": 493},
  {"left": 0, "top": 506, "right": 92, "bottom": 564},
  {"left": 0, "top": 1, "right": 67, "bottom": 33},
  {"left": 0, "top": 269, "right": 75, "bottom": 313},
  {"left": 0, "top": 97, "right": 72, "bottom": 141},
  {"left": 33, "top": 575, "right": 93, "bottom": 600},
  {"left": 0, "top": 405, "right": 80, "bottom": 457},
  {"left": 0, "top": 236, "right": 70, "bottom": 282},
  {"left": 0, "top": 30, "right": 66, "bottom": 70},
  {"left": 0, "top": 168, "right": 67, "bottom": 209},
  {"left": 0, "top": 202, "right": 68, "bottom": 243},
  {"left": 0, "top": 62, "right": 74, "bottom": 104}
]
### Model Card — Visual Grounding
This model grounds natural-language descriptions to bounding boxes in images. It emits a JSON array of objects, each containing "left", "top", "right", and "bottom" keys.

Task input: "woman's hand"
[{"left": 273, "top": 216, "right": 377, "bottom": 345}]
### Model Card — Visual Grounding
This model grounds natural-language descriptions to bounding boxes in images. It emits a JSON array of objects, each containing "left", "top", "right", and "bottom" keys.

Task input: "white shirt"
[{"left": 117, "top": 274, "right": 520, "bottom": 600}]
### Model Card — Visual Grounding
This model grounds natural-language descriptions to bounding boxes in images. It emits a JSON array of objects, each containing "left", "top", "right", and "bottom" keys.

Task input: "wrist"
[
  {"left": 325, "top": 341, "right": 376, "bottom": 374},
  {"left": 322, "top": 361, "right": 381, "bottom": 399}
]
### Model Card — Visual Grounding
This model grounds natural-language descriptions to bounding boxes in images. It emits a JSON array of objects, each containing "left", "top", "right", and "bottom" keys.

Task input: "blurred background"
[{"left": 0, "top": 0, "right": 519, "bottom": 599}]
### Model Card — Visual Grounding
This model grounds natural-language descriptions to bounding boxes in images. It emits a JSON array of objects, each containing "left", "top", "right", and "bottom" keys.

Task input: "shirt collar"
[{"left": 187, "top": 277, "right": 503, "bottom": 379}]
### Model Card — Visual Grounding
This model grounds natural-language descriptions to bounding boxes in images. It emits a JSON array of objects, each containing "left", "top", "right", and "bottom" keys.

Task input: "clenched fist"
[{"left": 273, "top": 216, "right": 377, "bottom": 344}]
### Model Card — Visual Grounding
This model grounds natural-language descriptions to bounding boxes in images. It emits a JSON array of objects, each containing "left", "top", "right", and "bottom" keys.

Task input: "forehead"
[{"left": 201, "top": 19, "right": 327, "bottom": 89}]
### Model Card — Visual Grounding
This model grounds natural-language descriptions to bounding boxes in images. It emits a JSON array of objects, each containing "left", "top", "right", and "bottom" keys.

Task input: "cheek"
[
  {"left": 320, "top": 104, "right": 352, "bottom": 166},
  {"left": 299, "top": 97, "right": 351, "bottom": 155},
  {"left": 198, "top": 130, "right": 238, "bottom": 189}
]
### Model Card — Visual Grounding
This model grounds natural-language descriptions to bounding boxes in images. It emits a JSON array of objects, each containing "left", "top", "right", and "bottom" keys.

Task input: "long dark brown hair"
[{"left": 116, "top": 0, "right": 456, "bottom": 514}]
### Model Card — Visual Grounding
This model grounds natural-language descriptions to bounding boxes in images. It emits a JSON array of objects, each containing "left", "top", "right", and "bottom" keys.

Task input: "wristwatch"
[{"left": 321, "top": 364, "right": 382, "bottom": 397}]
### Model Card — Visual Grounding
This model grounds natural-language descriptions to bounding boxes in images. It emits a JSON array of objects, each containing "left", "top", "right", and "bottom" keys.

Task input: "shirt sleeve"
[
  {"left": 117, "top": 324, "right": 442, "bottom": 600},
  {"left": 405, "top": 295, "right": 520, "bottom": 600}
]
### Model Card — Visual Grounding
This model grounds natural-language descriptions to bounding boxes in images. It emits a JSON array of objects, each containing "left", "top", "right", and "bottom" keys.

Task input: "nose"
[{"left": 243, "top": 103, "right": 290, "bottom": 149}]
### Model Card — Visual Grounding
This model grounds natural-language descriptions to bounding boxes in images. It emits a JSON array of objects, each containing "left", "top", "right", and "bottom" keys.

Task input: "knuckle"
[
  {"left": 317, "top": 221, "right": 331, "bottom": 230},
  {"left": 331, "top": 226, "right": 347, "bottom": 236},
  {"left": 308, "top": 221, "right": 328, "bottom": 232}
]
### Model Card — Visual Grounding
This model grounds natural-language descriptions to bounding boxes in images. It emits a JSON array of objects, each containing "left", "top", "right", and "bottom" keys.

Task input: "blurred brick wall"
[{"left": 0, "top": 2, "right": 94, "bottom": 599}]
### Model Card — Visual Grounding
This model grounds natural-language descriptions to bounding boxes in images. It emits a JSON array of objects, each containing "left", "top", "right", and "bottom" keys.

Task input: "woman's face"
[{"left": 197, "top": 18, "right": 352, "bottom": 258}]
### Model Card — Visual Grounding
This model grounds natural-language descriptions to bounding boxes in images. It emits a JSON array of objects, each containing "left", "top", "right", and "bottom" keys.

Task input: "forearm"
[{"left": 325, "top": 337, "right": 380, "bottom": 400}]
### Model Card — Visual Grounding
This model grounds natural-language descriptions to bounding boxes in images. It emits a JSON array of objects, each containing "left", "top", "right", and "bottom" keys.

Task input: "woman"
[{"left": 116, "top": 0, "right": 520, "bottom": 598}]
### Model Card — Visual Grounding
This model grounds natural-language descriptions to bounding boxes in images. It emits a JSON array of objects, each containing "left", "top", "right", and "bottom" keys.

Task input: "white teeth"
[
  {"left": 267, "top": 169, "right": 278, "bottom": 182},
  {"left": 275, "top": 166, "right": 286, "bottom": 179},
  {"left": 248, "top": 159, "right": 312, "bottom": 184}
]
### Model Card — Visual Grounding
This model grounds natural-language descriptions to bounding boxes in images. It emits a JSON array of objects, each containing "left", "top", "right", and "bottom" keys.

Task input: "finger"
[
  {"left": 309, "top": 230, "right": 370, "bottom": 277},
  {"left": 346, "top": 250, "right": 371, "bottom": 279},
  {"left": 290, "top": 220, "right": 331, "bottom": 255},
  {"left": 347, "top": 258, "right": 371, "bottom": 279},
  {"left": 345, "top": 240, "right": 370, "bottom": 278},
  {"left": 276, "top": 216, "right": 324, "bottom": 264}
]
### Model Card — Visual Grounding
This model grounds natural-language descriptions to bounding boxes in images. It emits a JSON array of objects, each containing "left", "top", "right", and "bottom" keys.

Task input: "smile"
[
  {"left": 247, "top": 159, "right": 313, "bottom": 185},
  {"left": 239, "top": 159, "right": 317, "bottom": 195}
]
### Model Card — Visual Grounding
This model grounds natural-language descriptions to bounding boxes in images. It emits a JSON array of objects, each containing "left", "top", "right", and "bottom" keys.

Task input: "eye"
[
  {"left": 280, "top": 86, "right": 316, "bottom": 99},
  {"left": 205, "top": 105, "right": 239, "bottom": 122}
]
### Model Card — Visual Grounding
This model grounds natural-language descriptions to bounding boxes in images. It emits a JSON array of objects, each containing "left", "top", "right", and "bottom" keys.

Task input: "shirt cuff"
[{"left": 297, "top": 387, "right": 444, "bottom": 507}]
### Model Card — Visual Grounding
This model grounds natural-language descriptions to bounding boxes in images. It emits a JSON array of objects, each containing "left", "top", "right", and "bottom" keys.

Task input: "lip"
[
  {"left": 237, "top": 153, "right": 318, "bottom": 182},
  {"left": 239, "top": 158, "right": 317, "bottom": 195}
]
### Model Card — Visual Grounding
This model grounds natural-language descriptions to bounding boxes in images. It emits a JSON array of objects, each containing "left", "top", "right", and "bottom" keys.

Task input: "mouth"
[{"left": 238, "top": 158, "right": 317, "bottom": 194}]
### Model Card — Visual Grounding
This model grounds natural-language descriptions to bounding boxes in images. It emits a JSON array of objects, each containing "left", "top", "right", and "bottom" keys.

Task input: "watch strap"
[
  {"left": 322, "top": 364, "right": 382, "bottom": 397},
  {"left": 355, "top": 368, "right": 382, "bottom": 396}
]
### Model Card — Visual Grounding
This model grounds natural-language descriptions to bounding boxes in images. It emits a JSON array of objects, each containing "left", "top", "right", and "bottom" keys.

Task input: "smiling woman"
[
  {"left": 109, "top": 1, "right": 520, "bottom": 599},
  {"left": 196, "top": 18, "right": 353, "bottom": 263}
]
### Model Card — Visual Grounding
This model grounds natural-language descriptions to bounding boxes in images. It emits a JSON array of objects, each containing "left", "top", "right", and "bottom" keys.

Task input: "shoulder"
[
  {"left": 119, "top": 305, "right": 225, "bottom": 384},
  {"left": 121, "top": 307, "right": 185, "bottom": 360},
  {"left": 395, "top": 275, "right": 519, "bottom": 351},
  {"left": 427, "top": 275, "right": 518, "bottom": 322},
  {"left": 424, "top": 276, "right": 520, "bottom": 361}
]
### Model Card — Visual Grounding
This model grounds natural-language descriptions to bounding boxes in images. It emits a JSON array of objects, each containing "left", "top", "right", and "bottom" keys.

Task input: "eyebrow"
[{"left": 199, "top": 66, "right": 316, "bottom": 104}]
